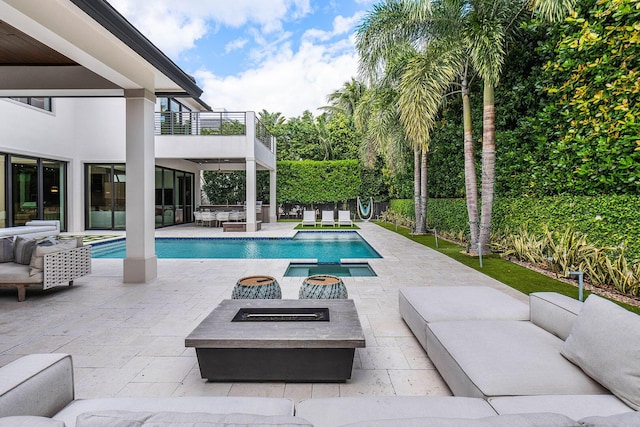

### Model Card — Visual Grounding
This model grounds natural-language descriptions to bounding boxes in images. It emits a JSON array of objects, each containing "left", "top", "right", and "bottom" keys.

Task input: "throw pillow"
[
  {"left": 75, "top": 411, "right": 313, "bottom": 427},
  {"left": 0, "top": 237, "right": 14, "bottom": 262},
  {"left": 13, "top": 236, "right": 37, "bottom": 265},
  {"left": 29, "top": 239, "right": 78, "bottom": 276},
  {"left": 579, "top": 411, "right": 640, "bottom": 426},
  {"left": 561, "top": 294, "right": 640, "bottom": 410}
]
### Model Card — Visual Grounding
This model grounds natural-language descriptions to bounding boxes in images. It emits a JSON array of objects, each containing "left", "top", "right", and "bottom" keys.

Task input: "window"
[
  {"left": 86, "top": 163, "right": 194, "bottom": 230},
  {"left": 158, "top": 97, "right": 191, "bottom": 135},
  {"left": 0, "top": 154, "right": 67, "bottom": 229},
  {"left": 11, "top": 97, "right": 52, "bottom": 112}
]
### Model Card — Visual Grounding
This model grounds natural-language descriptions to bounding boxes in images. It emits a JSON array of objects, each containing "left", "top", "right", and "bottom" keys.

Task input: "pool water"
[
  {"left": 92, "top": 231, "right": 381, "bottom": 263},
  {"left": 284, "top": 262, "right": 377, "bottom": 277}
]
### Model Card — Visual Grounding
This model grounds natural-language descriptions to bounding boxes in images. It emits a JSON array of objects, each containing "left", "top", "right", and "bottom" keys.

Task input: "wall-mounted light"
[{"left": 50, "top": 186, "right": 59, "bottom": 193}]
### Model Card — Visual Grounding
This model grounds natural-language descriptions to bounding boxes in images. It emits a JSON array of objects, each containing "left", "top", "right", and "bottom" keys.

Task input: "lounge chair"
[
  {"left": 301, "top": 210, "right": 316, "bottom": 227},
  {"left": 338, "top": 210, "right": 353, "bottom": 227},
  {"left": 321, "top": 210, "right": 336, "bottom": 227}
]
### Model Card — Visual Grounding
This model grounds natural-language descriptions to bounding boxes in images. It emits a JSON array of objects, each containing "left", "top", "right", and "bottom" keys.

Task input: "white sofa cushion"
[
  {"left": 530, "top": 292, "right": 583, "bottom": 340},
  {"left": 561, "top": 295, "right": 640, "bottom": 410},
  {"left": 399, "top": 286, "right": 529, "bottom": 349},
  {"left": 578, "top": 411, "right": 640, "bottom": 426},
  {"left": 426, "top": 320, "right": 608, "bottom": 398},
  {"left": 0, "top": 262, "right": 42, "bottom": 283},
  {"left": 0, "top": 354, "right": 73, "bottom": 418},
  {"left": 488, "top": 395, "right": 634, "bottom": 420},
  {"left": 0, "top": 416, "right": 64, "bottom": 426},
  {"left": 338, "top": 413, "right": 579, "bottom": 427},
  {"left": 54, "top": 397, "right": 295, "bottom": 427},
  {"left": 295, "top": 396, "right": 497, "bottom": 427},
  {"left": 75, "top": 411, "right": 311, "bottom": 427}
]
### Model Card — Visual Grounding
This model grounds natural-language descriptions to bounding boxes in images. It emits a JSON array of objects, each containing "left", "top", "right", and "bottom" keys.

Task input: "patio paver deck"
[{"left": 0, "top": 221, "right": 527, "bottom": 399}]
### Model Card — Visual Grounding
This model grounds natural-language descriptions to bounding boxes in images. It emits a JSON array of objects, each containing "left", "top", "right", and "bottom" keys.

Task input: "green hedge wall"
[
  {"left": 388, "top": 195, "right": 640, "bottom": 261},
  {"left": 277, "top": 160, "right": 362, "bottom": 204}
]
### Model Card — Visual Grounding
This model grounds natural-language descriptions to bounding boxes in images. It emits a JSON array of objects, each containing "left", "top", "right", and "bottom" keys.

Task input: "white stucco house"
[{"left": 0, "top": 0, "right": 277, "bottom": 282}]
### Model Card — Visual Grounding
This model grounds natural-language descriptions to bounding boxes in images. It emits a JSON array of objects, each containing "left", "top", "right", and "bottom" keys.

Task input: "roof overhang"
[{"left": 0, "top": 0, "right": 204, "bottom": 102}]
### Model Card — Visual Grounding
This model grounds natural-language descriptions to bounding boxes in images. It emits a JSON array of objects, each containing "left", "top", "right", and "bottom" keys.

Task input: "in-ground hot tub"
[{"left": 185, "top": 299, "right": 365, "bottom": 382}]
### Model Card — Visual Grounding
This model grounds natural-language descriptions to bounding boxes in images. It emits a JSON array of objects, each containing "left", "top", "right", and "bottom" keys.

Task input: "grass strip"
[{"left": 375, "top": 221, "right": 640, "bottom": 314}]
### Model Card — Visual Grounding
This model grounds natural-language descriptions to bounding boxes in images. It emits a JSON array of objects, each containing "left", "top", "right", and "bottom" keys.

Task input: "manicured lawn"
[{"left": 375, "top": 221, "right": 640, "bottom": 314}]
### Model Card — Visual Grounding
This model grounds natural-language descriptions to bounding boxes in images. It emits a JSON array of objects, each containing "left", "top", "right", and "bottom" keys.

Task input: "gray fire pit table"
[{"left": 185, "top": 299, "right": 365, "bottom": 382}]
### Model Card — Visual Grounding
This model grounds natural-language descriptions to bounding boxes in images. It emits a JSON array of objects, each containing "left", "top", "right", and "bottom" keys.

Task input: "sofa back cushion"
[
  {"left": 530, "top": 292, "right": 583, "bottom": 340},
  {"left": 338, "top": 413, "right": 579, "bottom": 426},
  {"left": 75, "top": 411, "right": 312, "bottom": 426},
  {"left": 13, "top": 236, "right": 36, "bottom": 265},
  {"left": 561, "top": 294, "right": 640, "bottom": 410},
  {"left": 0, "top": 237, "right": 14, "bottom": 263}
]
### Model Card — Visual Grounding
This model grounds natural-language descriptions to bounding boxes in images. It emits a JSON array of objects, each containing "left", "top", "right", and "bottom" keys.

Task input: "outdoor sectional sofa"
[
  {"left": 396, "top": 286, "right": 640, "bottom": 422},
  {"left": 1, "top": 288, "right": 639, "bottom": 426}
]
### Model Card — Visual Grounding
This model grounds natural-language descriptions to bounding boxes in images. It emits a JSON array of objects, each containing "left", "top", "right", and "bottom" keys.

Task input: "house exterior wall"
[{"left": 0, "top": 97, "right": 203, "bottom": 232}]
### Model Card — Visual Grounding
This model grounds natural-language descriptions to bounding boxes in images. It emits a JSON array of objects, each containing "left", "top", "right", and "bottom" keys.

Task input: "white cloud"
[
  {"left": 107, "top": 0, "right": 312, "bottom": 57},
  {"left": 195, "top": 39, "right": 359, "bottom": 118},
  {"left": 303, "top": 12, "right": 365, "bottom": 42},
  {"left": 225, "top": 38, "right": 249, "bottom": 53}
]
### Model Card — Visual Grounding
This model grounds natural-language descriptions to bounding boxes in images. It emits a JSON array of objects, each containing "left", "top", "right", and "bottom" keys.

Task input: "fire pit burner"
[{"left": 232, "top": 307, "right": 330, "bottom": 322}]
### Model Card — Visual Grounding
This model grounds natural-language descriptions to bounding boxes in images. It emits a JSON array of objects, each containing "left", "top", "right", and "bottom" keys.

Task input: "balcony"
[{"left": 154, "top": 111, "right": 276, "bottom": 171}]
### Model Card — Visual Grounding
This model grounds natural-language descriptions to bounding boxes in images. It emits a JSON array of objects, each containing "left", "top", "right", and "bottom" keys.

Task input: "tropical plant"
[
  {"left": 322, "top": 78, "right": 367, "bottom": 117},
  {"left": 356, "top": 0, "right": 575, "bottom": 252}
]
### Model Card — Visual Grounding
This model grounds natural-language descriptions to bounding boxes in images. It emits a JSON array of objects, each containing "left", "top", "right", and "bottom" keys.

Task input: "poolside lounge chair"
[
  {"left": 321, "top": 210, "right": 336, "bottom": 227},
  {"left": 301, "top": 210, "right": 316, "bottom": 227},
  {"left": 338, "top": 210, "right": 353, "bottom": 227}
]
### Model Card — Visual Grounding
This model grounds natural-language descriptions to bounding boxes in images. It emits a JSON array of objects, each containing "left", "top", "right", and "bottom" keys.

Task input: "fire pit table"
[{"left": 185, "top": 299, "right": 365, "bottom": 382}]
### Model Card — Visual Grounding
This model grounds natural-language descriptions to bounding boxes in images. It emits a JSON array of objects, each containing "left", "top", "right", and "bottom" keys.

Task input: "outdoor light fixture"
[{"left": 50, "top": 186, "right": 58, "bottom": 193}]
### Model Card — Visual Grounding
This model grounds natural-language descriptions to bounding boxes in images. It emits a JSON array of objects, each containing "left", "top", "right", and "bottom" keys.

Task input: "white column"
[
  {"left": 269, "top": 169, "right": 277, "bottom": 223},
  {"left": 244, "top": 112, "right": 258, "bottom": 231},
  {"left": 123, "top": 89, "right": 157, "bottom": 283},
  {"left": 245, "top": 159, "right": 257, "bottom": 231}
]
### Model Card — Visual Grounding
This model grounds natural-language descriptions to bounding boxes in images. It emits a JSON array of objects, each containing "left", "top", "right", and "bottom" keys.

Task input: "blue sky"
[{"left": 108, "top": 0, "right": 375, "bottom": 118}]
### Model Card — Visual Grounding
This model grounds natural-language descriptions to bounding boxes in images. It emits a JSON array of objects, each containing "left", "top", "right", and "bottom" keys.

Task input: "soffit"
[{"left": 0, "top": 0, "right": 201, "bottom": 97}]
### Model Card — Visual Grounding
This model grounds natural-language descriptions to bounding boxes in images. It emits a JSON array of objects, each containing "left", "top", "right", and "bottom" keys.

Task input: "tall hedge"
[
  {"left": 277, "top": 160, "right": 362, "bottom": 204},
  {"left": 388, "top": 195, "right": 640, "bottom": 261}
]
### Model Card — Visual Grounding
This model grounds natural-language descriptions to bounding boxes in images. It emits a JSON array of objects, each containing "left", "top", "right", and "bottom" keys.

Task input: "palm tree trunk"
[
  {"left": 479, "top": 83, "right": 496, "bottom": 255},
  {"left": 413, "top": 147, "right": 421, "bottom": 233},
  {"left": 418, "top": 148, "right": 428, "bottom": 234},
  {"left": 462, "top": 72, "right": 479, "bottom": 252}
]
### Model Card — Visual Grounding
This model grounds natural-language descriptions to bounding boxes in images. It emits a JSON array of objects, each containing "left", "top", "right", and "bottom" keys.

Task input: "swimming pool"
[{"left": 91, "top": 231, "right": 381, "bottom": 263}]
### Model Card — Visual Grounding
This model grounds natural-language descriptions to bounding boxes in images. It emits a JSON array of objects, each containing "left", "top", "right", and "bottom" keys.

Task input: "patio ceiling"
[
  {"left": 0, "top": 0, "right": 205, "bottom": 102},
  {"left": 0, "top": 19, "right": 122, "bottom": 94}
]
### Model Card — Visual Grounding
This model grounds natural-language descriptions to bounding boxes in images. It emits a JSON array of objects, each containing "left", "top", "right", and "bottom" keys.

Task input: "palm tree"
[
  {"left": 357, "top": 0, "right": 573, "bottom": 252},
  {"left": 323, "top": 78, "right": 367, "bottom": 117},
  {"left": 258, "top": 109, "right": 286, "bottom": 133}
]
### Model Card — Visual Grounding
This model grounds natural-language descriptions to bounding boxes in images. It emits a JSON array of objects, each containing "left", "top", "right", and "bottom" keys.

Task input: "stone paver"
[{"left": 0, "top": 221, "right": 526, "bottom": 398}]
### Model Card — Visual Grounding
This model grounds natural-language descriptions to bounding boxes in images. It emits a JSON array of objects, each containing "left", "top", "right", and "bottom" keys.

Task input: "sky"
[{"left": 107, "top": 0, "right": 375, "bottom": 119}]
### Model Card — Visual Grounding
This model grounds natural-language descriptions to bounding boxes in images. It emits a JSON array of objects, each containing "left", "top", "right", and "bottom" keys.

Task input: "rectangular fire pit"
[{"left": 185, "top": 299, "right": 365, "bottom": 382}]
